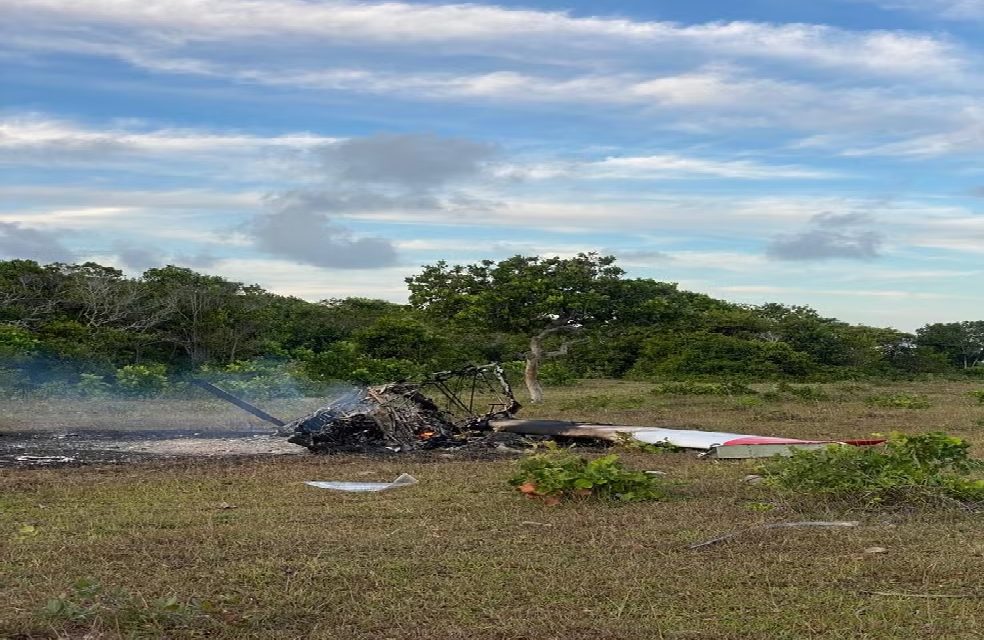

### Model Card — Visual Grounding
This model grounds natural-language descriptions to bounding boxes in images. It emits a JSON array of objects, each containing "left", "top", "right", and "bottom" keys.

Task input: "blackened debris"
[{"left": 286, "top": 364, "right": 521, "bottom": 453}]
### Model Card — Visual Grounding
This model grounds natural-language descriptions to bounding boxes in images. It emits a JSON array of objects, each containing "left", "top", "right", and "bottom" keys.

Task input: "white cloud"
[
  {"left": 865, "top": 1, "right": 984, "bottom": 20},
  {"left": 4, "top": 2, "right": 979, "bottom": 160},
  {"left": 0, "top": 186, "right": 263, "bottom": 211},
  {"left": 208, "top": 258, "right": 413, "bottom": 301},
  {"left": 30, "top": 52, "right": 976, "bottom": 157},
  {"left": 0, "top": 115, "right": 334, "bottom": 160},
  {"left": 495, "top": 153, "right": 833, "bottom": 181},
  {"left": 6, "top": 1, "right": 966, "bottom": 77},
  {"left": 588, "top": 154, "right": 832, "bottom": 179}
]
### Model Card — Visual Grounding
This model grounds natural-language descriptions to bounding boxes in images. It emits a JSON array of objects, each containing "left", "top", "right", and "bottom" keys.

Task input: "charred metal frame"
[{"left": 415, "top": 363, "right": 520, "bottom": 428}]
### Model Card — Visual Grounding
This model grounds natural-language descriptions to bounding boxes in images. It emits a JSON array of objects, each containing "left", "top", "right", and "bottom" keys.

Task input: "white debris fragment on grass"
[{"left": 305, "top": 473, "right": 418, "bottom": 492}]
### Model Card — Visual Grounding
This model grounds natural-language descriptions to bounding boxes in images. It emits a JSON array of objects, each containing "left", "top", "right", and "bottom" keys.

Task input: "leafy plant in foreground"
[
  {"left": 760, "top": 432, "right": 984, "bottom": 505},
  {"left": 968, "top": 389, "right": 984, "bottom": 404},
  {"left": 509, "top": 444, "right": 667, "bottom": 504}
]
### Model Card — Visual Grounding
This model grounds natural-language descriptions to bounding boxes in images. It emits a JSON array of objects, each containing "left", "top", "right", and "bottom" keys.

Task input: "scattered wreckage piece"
[
  {"left": 491, "top": 420, "right": 885, "bottom": 459},
  {"left": 286, "top": 364, "right": 521, "bottom": 453},
  {"left": 192, "top": 380, "right": 287, "bottom": 427},
  {"left": 305, "top": 473, "right": 418, "bottom": 492},
  {"left": 688, "top": 520, "right": 861, "bottom": 550}
]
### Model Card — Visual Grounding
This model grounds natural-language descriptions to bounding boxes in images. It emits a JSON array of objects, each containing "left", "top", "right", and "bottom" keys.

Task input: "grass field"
[{"left": 2, "top": 379, "right": 983, "bottom": 639}]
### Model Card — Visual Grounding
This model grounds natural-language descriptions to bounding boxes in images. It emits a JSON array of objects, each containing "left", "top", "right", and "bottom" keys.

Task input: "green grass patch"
[
  {"left": 866, "top": 392, "right": 932, "bottom": 409},
  {"left": 651, "top": 380, "right": 756, "bottom": 396}
]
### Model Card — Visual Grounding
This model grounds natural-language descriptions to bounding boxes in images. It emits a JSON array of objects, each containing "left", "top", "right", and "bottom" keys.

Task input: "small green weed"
[
  {"left": 866, "top": 392, "right": 932, "bottom": 409},
  {"left": 509, "top": 444, "right": 668, "bottom": 504},
  {"left": 743, "top": 501, "right": 777, "bottom": 512},
  {"left": 41, "top": 578, "right": 213, "bottom": 637},
  {"left": 968, "top": 389, "right": 984, "bottom": 404},
  {"left": 733, "top": 396, "right": 764, "bottom": 410},
  {"left": 760, "top": 432, "right": 984, "bottom": 506}
]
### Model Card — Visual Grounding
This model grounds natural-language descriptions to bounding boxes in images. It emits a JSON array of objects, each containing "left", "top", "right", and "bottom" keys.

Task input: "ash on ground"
[{"left": 0, "top": 429, "right": 303, "bottom": 468}]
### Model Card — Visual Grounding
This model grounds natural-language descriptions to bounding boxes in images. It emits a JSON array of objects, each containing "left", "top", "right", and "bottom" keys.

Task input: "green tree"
[
  {"left": 916, "top": 321, "right": 984, "bottom": 369},
  {"left": 407, "top": 253, "right": 625, "bottom": 402}
]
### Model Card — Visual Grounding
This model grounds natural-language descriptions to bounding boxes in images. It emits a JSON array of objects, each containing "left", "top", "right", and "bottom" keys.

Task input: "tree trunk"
[{"left": 525, "top": 333, "right": 545, "bottom": 404}]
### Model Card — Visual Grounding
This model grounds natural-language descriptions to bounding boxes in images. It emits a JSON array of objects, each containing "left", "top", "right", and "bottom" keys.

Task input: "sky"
[{"left": 2, "top": 1, "right": 983, "bottom": 331}]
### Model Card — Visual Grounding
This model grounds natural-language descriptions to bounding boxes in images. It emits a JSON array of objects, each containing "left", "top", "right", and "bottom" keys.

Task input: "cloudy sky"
[{"left": 2, "top": 0, "right": 983, "bottom": 330}]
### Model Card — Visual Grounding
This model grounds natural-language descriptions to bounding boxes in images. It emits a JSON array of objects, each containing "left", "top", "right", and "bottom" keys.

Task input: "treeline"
[{"left": 0, "top": 256, "right": 981, "bottom": 399}]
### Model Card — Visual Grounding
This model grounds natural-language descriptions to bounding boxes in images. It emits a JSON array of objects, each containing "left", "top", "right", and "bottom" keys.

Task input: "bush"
[
  {"left": 298, "top": 342, "right": 423, "bottom": 385},
  {"left": 198, "top": 359, "right": 315, "bottom": 399},
  {"left": 968, "top": 389, "right": 984, "bottom": 404},
  {"left": 509, "top": 444, "right": 667, "bottom": 504},
  {"left": 115, "top": 364, "right": 169, "bottom": 397},
  {"left": 630, "top": 332, "right": 816, "bottom": 380},
  {"left": 866, "top": 392, "right": 931, "bottom": 409},
  {"left": 760, "top": 432, "right": 984, "bottom": 505},
  {"left": 75, "top": 373, "right": 112, "bottom": 398},
  {"left": 502, "top": 360, "right": 577, "bottom": 387}
]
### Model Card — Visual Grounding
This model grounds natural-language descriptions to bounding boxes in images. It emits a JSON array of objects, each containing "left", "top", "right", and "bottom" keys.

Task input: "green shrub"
[
  {"left": 866, "top": 392, "right": 931, "bottom": 409},
  {"left": 502, "top": 360, "right": 577, "bottom": 387},
  {"left": 115, "top": 364, "right": 169, "bottom": 397},
  {"left": 75, "top": 373, "right": 112, "bottom": 398},
  {"left": 509, "top": 444, "right": 667, "bottom": 504},
  {"left": 651, "top": 380, "right": 756, "bottom": 396},
  {"left": 630, "top": 332, "right": 816, "bottom": 380},
  {"left": 0, "top": 324, "right": 38, "bottom": 357},
  {"left": 538, "top": 361, "right": 578, "bottom": 386},
  {"left": 198, "top": 359, "right": 319, "bottom": 399},
  {"left": 299, "top": 342, "right": 423, "bottom": 385},
  {"left": 760, "top": 432, "right": 984, "bottom": 505},
  {"left": 968, "top": 389, "right": 984, "bottom": 404}
]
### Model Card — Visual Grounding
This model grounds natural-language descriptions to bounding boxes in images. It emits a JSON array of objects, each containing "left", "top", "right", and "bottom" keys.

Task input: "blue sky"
[{"left": 2, "top": 0, "right": 983, "bottom": 330}]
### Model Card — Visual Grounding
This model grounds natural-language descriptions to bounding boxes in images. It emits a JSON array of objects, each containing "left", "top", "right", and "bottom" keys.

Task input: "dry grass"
[
  {"left": 2, "top": 379, "right": 983, "bottom": 639},
  {"left": 0, "top": 397, "right": 326, "bottom": 431}
]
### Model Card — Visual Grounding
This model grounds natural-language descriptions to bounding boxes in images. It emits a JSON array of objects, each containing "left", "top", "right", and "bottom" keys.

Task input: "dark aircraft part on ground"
[{"left": 285, "top": 364, "right": 521, "bottom": 453}]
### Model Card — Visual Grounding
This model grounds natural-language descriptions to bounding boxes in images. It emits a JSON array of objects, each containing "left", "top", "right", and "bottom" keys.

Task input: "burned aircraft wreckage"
[
  {"left": 197, "top": 364, "right": 886, "bottom": 458},
  {"left": 280, "top": 364, "right": 522, "bottom": 453}
]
